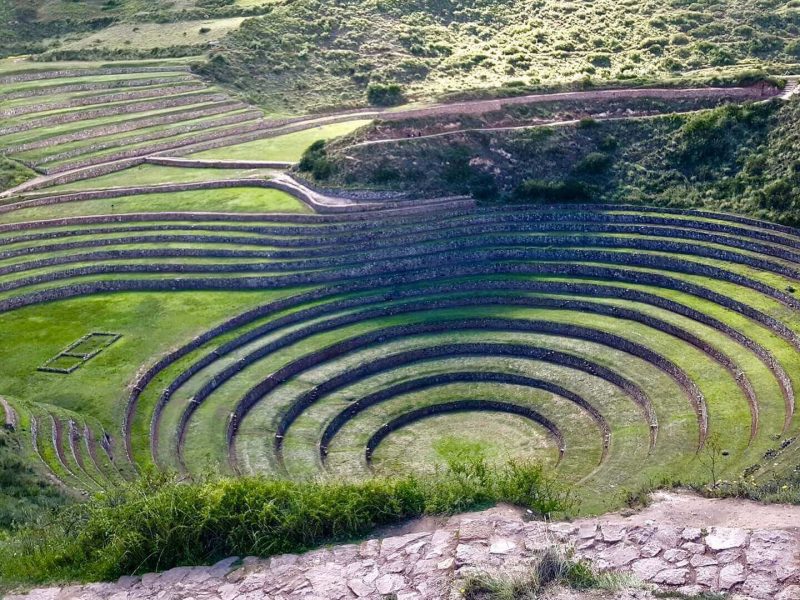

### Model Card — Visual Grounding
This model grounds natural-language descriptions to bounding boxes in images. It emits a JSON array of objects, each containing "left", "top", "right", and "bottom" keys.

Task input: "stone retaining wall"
[
  {"left": 41, "top": 121, "right": 269, "bottom": 174},
  {"left": 150, "top": 275, "right": 792, "bottom": 470},
  {"left": 3, "top": 245, "right": 794, "bottom": 315},
  {"left": 162, "top": 112, "right": 377, "bottom": 157},
  {"left": 5, "top": 102, "right": 242, "bottom": 155},
  {"left": 36, "top": 111, "right": 264, "bottom": 165},
  {"left": 321, "top": 372, "right": 608, "bottom": 459},
  {"left": 226, "top": 318, "right": 700, "bottom": 469},
  {"left": 0, "top": 83, "right": 206, "bottom": 118},
  {"left": 380, "top": 85, "right": 777, "bottom": 122},
  {"left": 0, "top": 93, "right": 228, "bottom": 136},
  {"left": 0, "top": 66, "right": 188, "bottom": 84},
  {"left": 144, "top": 157, "right": 294, "bottom": 169},
  {"left": 3, "top": 75, "right": 197, "bottom": 101},
  {"left": 3, "top": 225, "right": 795, "bottom": 282}
]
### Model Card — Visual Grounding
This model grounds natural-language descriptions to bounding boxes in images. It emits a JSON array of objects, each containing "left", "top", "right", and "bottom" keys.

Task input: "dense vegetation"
[
  {"left": 201, "top": 0, "right": 800, "bottom": 112},
  {"left": 321, "top": 97, "right": 800, "bottom": 224},
  {"left": 0, "top": 458, "right": 568, "bottom": 588},
  {"left": 0, "top": 158, "right": 36, "bottom": 193}
]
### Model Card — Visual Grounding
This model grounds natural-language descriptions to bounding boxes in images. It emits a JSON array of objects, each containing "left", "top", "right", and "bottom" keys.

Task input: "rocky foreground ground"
[{"left": 8, "top": 492, "right": 800, "bottom": 600}]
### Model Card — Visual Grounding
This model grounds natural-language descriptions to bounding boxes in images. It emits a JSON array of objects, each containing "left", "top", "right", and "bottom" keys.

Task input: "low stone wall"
[
  {"left": 0, "top": 83, "right": 206, "bottom": 118},
  {"left": 42, "top": 121, "right": 269, "bottom": 174},
  {"left": 3, "top": 75, "right": 197, "bottom": 101},
  {"left": 0, "top": 66, "right": 188, "bottom": 85},
  {"left": 36, "top": 110, "right": 264, "bottom": 166},
  {"left": 6, "top": 102, "right": 242, "bottom": 155}
]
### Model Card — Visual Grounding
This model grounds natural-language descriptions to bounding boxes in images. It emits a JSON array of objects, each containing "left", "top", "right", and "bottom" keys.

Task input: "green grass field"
[
  {"left": 0, "top": 188, "right": 309, "bottom": 223},
  {"left": 190, "top": 120, "right": 373, "bottom": 161}
]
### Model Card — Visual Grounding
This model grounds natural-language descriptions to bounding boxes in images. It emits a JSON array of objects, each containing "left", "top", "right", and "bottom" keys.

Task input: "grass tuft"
[{"left": 462, "top": 547, "right": 630, "bottom": 599}]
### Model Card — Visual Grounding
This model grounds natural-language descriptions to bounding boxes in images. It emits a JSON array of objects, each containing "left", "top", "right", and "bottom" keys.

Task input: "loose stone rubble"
[{"left": 8, "top": 506, "right": 799, "bottom": 600}]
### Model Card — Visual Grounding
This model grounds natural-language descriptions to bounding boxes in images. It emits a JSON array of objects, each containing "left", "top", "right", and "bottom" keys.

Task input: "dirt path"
[
  {"left": 584, "top": 489, "right": 800, "bottom": 530},
  {"left": 345, "top": 113, "right": 665, "bottom": 148},
  {"left": 378, "top": 489, "right": 800, "bottom": 538}
]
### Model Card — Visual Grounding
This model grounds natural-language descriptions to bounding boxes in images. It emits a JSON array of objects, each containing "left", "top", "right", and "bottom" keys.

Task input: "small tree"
[{"left": 699, "top": 431, "right": 725, "bottom": 490}]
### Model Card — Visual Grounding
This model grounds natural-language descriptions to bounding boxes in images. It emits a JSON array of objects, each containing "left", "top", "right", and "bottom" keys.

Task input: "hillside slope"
[
  {"left": 202, "top": 0, "right": 800, "bottom": 112},
  {"left": 318, "top": 95, "right": 800, "bottom": 224}
]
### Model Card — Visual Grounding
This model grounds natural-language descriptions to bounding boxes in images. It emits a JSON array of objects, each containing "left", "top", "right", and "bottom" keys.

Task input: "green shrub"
[
  {"left": 787, "top": 40, "right": 800, "bottom": 56},
  {"left": 512, "top": 179, "right": 594, "bottom": 204},
  {"left": 0, "top": 157, "right": 35, "bottom": 193},
  {"left": 598, "top": 135, "right": 619, "bottom": 151},
  {"left": 298, "top": 139, "right": 334, "bottom": 180},
  {"left": 366, "top": 82, "right": 405, "bottom": 106},
  {"left": 0, "top": 458, "right": 570, "bottom": 587},
  {"left": 575, "top": 152, "right": 613, "bottom": 174}
]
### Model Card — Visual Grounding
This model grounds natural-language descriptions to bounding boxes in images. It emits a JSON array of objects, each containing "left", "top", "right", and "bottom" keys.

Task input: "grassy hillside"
[
  {"left": 201, "top": 0, "right": 800, "bottom": 112},
  {"left": 318, "top": 96, "right": 800, "bottom": 224},
  {"left": 0, "top": 0, "right": 272, "bottom": 58}
]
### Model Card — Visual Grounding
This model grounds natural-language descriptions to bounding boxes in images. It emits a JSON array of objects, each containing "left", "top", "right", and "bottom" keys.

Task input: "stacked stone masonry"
[{"left": 8, "top": 508, "right": 798, "bottom": 600}]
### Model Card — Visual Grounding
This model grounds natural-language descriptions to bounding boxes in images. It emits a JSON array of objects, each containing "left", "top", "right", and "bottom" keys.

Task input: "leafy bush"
[
  {"left": 367, "top": 82, "right": 405, "bottom": 106},
  {"left": 0, "top": 458, "right": 570, "bottom": 587},
  {"left": 0, "top": 158, "right": 35, "bottom": 193},
  {"left": 676, "top": 102, "right": 771, "bottom": 165},
  {"left": 512, "top": 179, "right": 594, "bottom": 204},
  {"left": 298, "top": 139, "right": 334, "bottom": 180},
  {"left": 575, "top": 152, "right": 613, "bottom": 174}
]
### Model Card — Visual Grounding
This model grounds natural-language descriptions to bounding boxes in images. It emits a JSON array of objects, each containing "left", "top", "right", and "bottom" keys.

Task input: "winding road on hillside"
[{"left": 2, "top": 77, "right": 797, "bottom": 200}]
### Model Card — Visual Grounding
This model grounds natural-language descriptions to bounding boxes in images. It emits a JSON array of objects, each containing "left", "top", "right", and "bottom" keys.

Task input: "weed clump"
[{"left": 462, "top": 547, "right": 626, "bottom": 599}]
